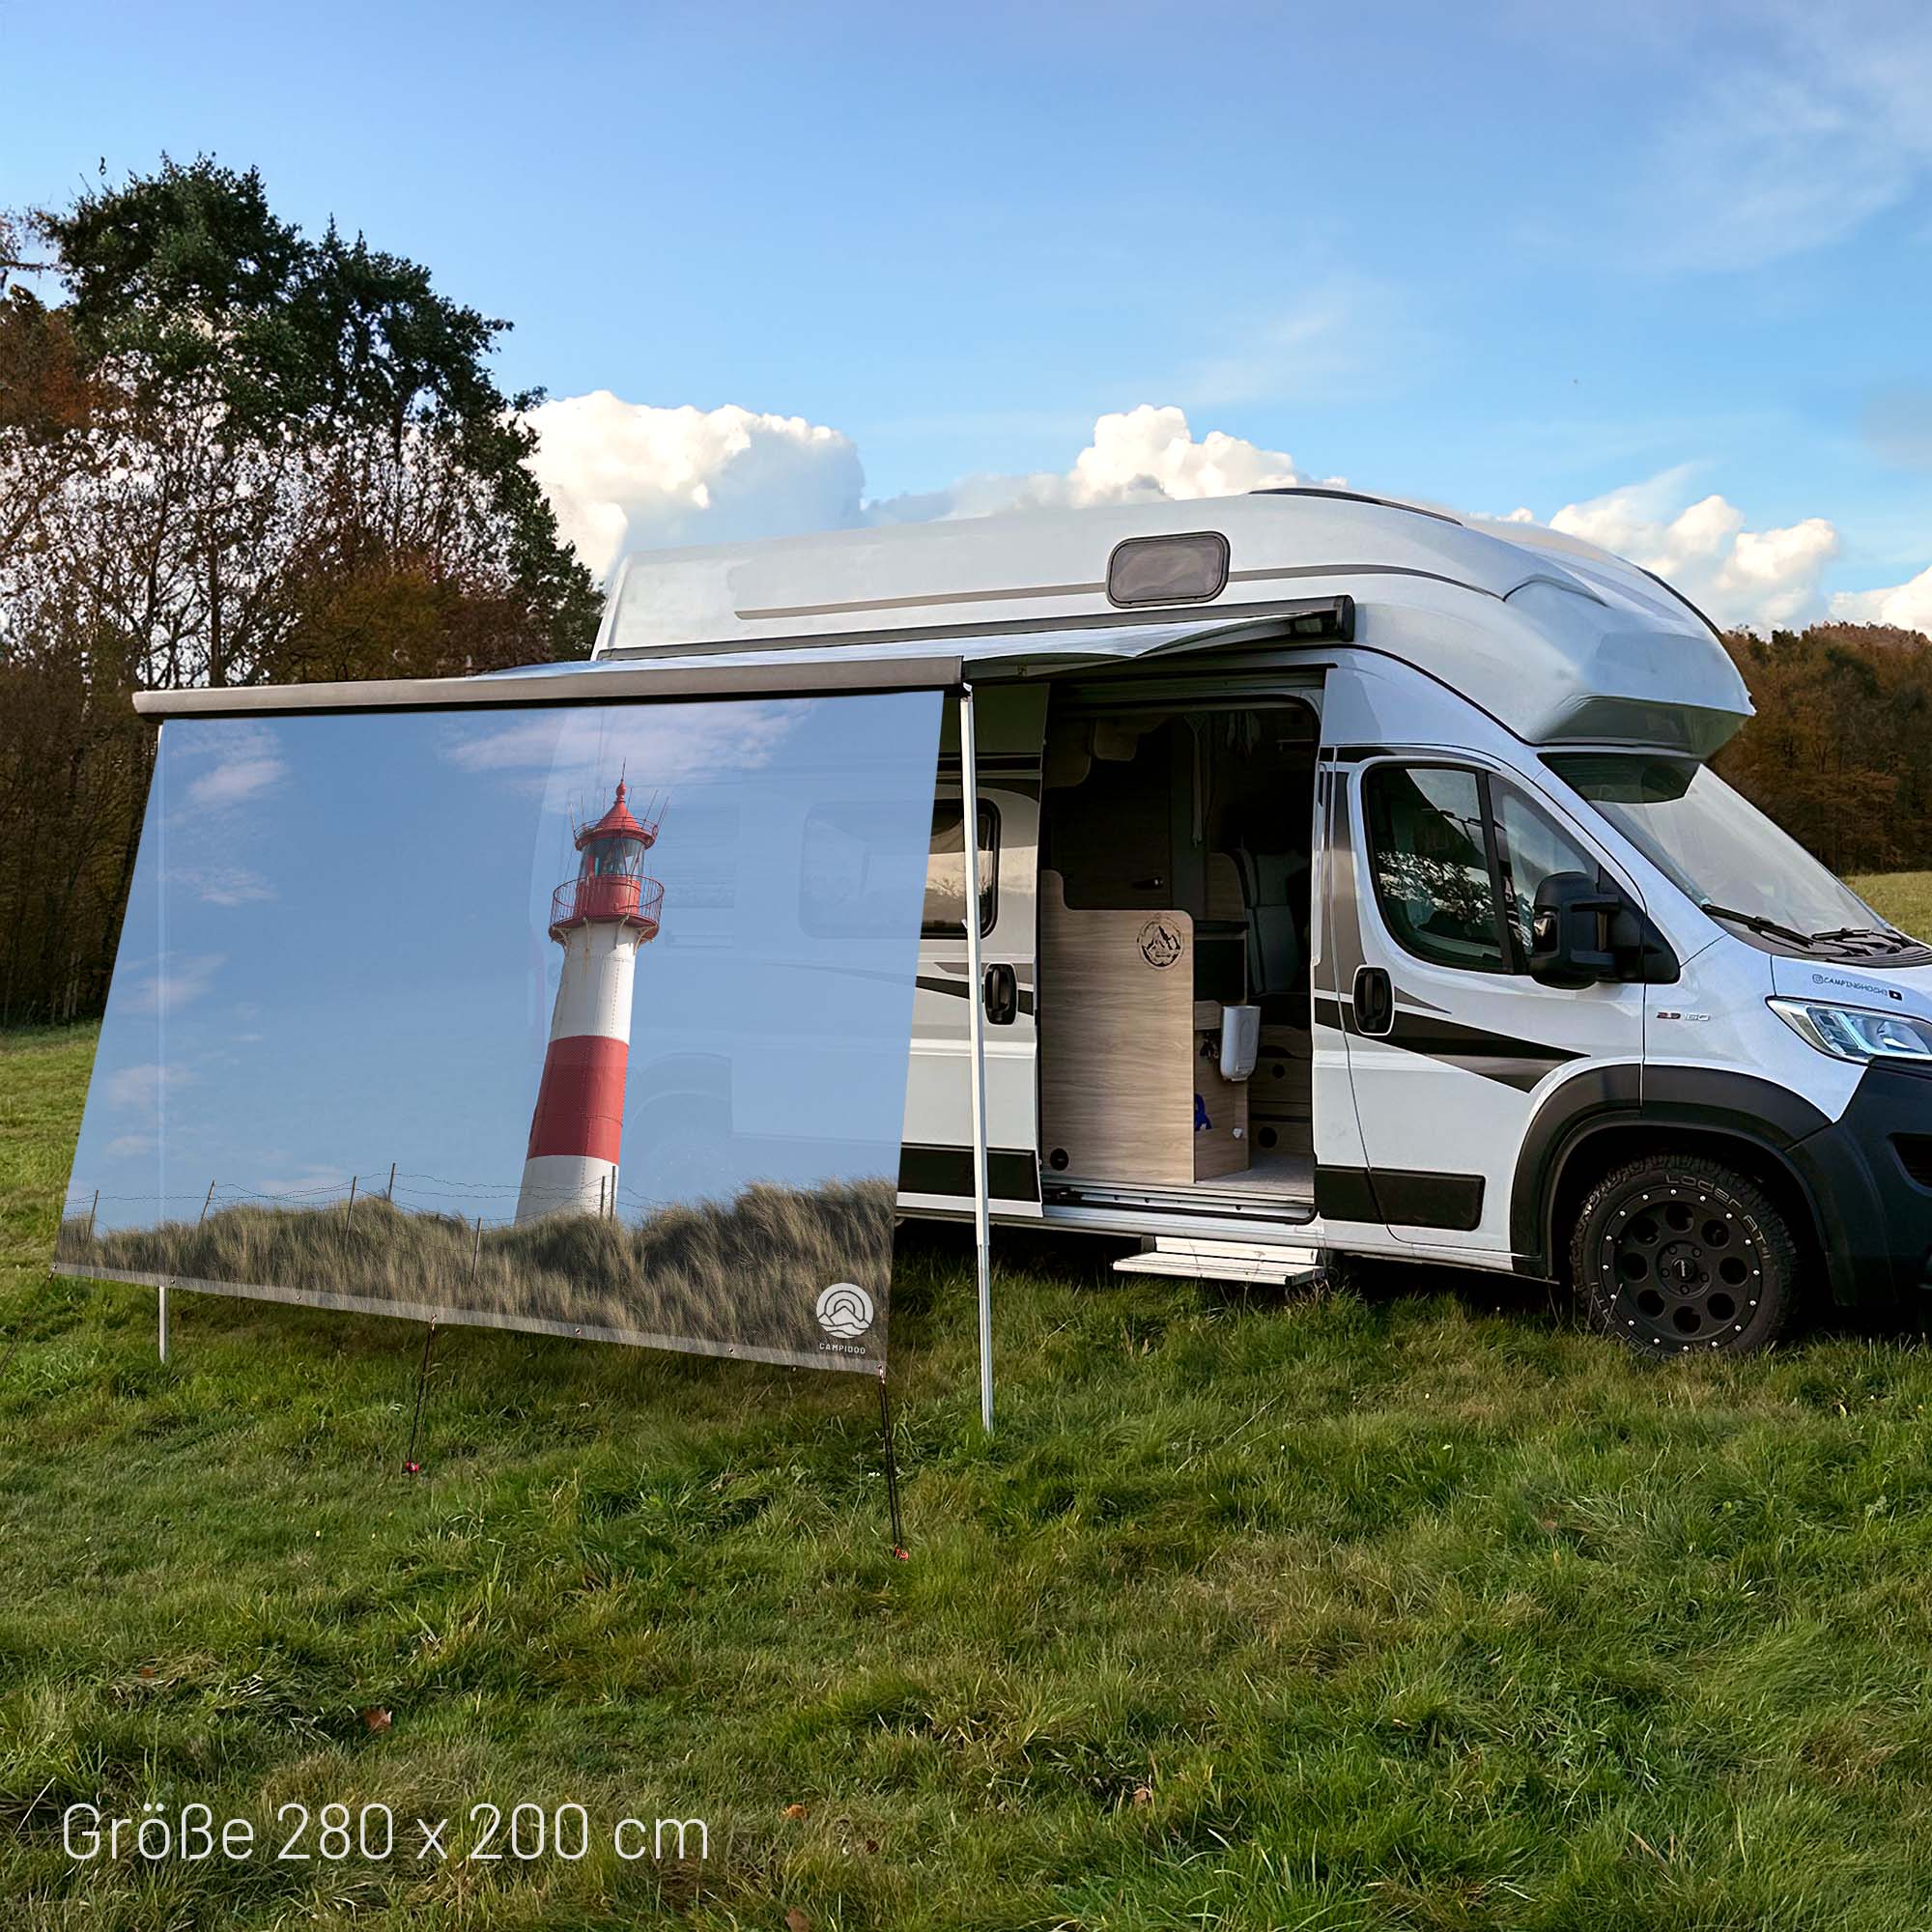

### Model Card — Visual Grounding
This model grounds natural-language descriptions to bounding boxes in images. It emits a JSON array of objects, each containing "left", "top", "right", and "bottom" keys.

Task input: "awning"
[
  {"left": 130, "top": 653, "right": 968, "bottom": 718},
  {"left": 128, "top": 611, "right": 1310, "bottom": 720},
  {"left": 576, "top": 611, "right": 1316, "bottom": 678}
]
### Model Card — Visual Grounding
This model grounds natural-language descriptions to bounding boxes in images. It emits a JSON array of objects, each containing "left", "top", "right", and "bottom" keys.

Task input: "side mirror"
[{"left": 1528, "top": 871, "right": 1622, "bottom": 986}]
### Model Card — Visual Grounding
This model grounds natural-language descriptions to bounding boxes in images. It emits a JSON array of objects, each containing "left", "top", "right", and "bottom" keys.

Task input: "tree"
[
  {"left": 1717, "top": 624, "right": 1932, "bottom": 875},
  {"left": 0, "top": 158, "right": 602, "bottom": 1022},
  {"left": 34, "top": 156, "right": 599, "bottom": 683}
]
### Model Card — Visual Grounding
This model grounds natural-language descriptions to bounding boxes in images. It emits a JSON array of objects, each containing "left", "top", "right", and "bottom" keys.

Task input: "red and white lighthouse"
[{"left": 516, "top": 780, "right": 664, "bottom": 1223}]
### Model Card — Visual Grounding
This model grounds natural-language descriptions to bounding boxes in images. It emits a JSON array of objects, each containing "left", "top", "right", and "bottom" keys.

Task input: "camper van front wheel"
[{"left": 1569, "top": 1154, "right": 1798, "bottom": 1357}]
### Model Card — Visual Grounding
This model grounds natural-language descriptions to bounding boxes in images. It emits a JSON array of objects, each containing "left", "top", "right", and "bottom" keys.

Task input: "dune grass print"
[{"left": 55, "top": 1179, "right": 894, "bottom": 1371}]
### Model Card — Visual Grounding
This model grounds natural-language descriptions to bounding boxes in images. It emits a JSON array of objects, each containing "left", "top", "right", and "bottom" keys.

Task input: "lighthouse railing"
[{"left": 548, "top": 873, "right": 664, "bottom": 935}]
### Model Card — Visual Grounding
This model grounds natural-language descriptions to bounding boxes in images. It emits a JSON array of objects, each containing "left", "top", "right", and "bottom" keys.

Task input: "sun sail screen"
[{"left": 57, "top": 684, "right": 946, "bottom": 1375}]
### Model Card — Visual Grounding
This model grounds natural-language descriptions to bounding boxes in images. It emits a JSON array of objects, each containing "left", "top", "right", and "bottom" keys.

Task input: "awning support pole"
[{"left": 958, "top": 684, "right": 994, "bottom": 1435}]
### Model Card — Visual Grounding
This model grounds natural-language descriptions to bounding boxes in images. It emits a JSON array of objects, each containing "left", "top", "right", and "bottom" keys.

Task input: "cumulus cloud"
[
  {"left": 524, "top": 393, "right": 863, "bottom": 577},
  {"left": 873, "top": 406, "right": 1315, "bottom": 524},
  {"left": 522, "top": 390, "right": 1929, "bottom": 638},
  {"left": 525, "top": 395, "right": 1321, "bottom": 572},
  {"left": 1830, "top": 564, "right": 1932, "bottom": 633},
  {"left": 1548, "top": 470, "right": 1838, "bottom": 630}
]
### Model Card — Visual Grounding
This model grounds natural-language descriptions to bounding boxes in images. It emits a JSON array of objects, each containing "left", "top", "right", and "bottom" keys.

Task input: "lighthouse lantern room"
[{"left": 516, "top": 781, "right": 665, "bottom": 1223}]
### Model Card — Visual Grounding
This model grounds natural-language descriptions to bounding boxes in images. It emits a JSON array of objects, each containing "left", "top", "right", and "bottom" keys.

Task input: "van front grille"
[{"left": 1895, "top": 1135, "right": 1932, "bottom": 1191}]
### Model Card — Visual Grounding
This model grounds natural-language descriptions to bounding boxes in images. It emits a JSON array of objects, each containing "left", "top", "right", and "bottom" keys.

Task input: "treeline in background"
[
  {"left": 1713, "top": 624, "right": 1932, "bottom": 876},
  {"left": 1, "top": 161, "right": 598, "bottom": 1024},
  {"left": 4, "top": 161, "right": 1930, "bottom": 1026}
]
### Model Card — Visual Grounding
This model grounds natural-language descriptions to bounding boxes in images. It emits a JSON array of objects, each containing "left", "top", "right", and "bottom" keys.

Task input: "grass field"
[
  {"left": 4, "top": 879, "right": 1932, "bottom": 1928},
  {"left": 1853, "top": 869, "right": 1932, "bottom": 941}
]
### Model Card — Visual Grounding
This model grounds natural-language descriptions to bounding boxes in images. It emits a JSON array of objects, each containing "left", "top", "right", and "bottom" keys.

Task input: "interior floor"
[{"left": 1198, "top": 1150, "right": 1314, "bottom": 1198}]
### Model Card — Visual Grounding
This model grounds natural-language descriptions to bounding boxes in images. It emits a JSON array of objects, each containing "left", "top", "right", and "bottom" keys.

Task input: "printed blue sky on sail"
[{"left": 67, "top": 694, "right": 942, "bottom": 1232}]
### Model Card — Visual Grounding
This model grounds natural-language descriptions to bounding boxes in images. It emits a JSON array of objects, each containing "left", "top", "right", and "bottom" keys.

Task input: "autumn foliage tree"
[
  {"left": 1715, "top": 624, "right": 1932, "bottom": 876},
  {"left": 0, "top": 160, "right": 600, "bottom": 1022}
]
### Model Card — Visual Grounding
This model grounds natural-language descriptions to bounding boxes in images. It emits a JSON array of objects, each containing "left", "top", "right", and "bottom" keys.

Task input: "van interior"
[{"left": 1037, "top": 696, "right": 1319, "bottom": 1208}]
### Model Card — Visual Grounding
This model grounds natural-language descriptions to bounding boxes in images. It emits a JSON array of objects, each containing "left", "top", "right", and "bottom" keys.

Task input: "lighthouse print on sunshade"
[{"left": 516, "top": 779, "right": 665, "bottom": 1223}]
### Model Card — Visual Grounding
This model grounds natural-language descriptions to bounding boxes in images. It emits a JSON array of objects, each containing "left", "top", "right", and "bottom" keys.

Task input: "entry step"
[{"left": 1113, "top": 1237, "right": 1323, "bottom": 1286}]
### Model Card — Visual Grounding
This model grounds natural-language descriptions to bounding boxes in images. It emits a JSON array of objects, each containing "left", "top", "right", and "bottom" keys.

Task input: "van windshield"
[{"left": 1545, "top": 753, "right": 1915, "bottom": 952}]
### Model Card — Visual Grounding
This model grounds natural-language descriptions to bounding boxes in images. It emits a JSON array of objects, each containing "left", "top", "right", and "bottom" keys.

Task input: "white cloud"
[
  {"left": 185, "top": 753, "right": 283, "bottom": 810},
  {"left": 105, "top": 1134, "right": 156, "bottom": 1158},
  {"left": 1037, "top": 405, "right": 1312, "bottom": 507},
  {"left": 1831, "top": 563, "right": 1932, "bottom": 633},
  {"left": 523, "top": 395, "right": 1319, "bottom": 571},
  {"left": 174, "top": 865, "right": 274, "bottom": 907},
  {"left": 158, "top": 726, "right": 285, "bottom": 912},
  {"left": 523, "top": 392, "right": 864, "bottom": 577},
  {"left": 103, "top": 1061, "right": 187, "bottom": 1121},
  {"left": 522, "top": 390, "right": 1928, "bottom": 640},
  {"left": 169, "top": 723, "right": 288, "bottom": 817},
  {"left": 1617, "top": 6, "right": 1932, "bottom": 270},
  {"left": 125, "top": 952, "right": 225, "bottom": 1015},
  {"left": 439, "top": 714, "right": 564, "bottom": 777},
  {"left": 874, "top": 405, "right": 1317, "bottom": 523},
  {"left": 1548, "top": 470, "right": 1838, "bottom": 630},
  {"left": 443, "top": 702, "right": 803, "bottom": 801}
]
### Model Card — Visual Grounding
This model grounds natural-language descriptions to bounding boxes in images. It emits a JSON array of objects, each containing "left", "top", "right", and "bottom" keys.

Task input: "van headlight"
[{"left": 1770, "top": 997, "right": 1932, "bottom": 1064}]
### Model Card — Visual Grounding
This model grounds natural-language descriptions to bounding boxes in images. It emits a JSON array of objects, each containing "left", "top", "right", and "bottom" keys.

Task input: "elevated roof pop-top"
[
  {"left": 587, "top": 488, "right": 1752, "bottom": 759},
  {"left": 593, "top": 487, "right": 1717, "bottom": 657}
]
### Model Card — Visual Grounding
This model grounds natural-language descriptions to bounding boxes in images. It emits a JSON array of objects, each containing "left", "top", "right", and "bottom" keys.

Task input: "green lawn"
[
  {"left": 1855, "top": 870, "right": 1932, "bottom": 941},
  {"left": 8, "top": 952, "right": 1932, "bottom": 1926}
]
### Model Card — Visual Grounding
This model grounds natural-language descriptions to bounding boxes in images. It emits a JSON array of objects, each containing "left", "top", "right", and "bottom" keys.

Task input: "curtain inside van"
[{"left": 56, "top": 687, "right": 946, "bottom": 1375}]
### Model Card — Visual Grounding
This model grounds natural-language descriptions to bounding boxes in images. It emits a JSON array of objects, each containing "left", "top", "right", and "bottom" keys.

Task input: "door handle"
[
  {"left": 1352, "top": 965, "right": 1393, "bottom": 1037},
  {"left": 983, "top": 962, "right": 1018, "bottom": 1026}
]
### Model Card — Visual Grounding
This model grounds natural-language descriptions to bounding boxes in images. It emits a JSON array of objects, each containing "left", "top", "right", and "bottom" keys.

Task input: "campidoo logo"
[
  {"left": 815, "top": 1282, "right": 875, "bottom": 1340},
  {"left": 1138, "top": 919, "right": 1183, "bottom": 969}
]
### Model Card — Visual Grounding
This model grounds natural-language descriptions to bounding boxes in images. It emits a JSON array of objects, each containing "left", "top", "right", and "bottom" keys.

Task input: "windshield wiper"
[
  {"left": 1806, "top": 924, "right": 1914, "bottom": 949},
  {"left": 1700, "top": 902, "right": 1817, "bottom": 948}
]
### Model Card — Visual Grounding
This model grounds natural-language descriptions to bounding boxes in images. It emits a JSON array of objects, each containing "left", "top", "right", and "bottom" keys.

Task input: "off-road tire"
[{"left": 1569, "top": 1152, "right": 1799, "bottom": 1357}]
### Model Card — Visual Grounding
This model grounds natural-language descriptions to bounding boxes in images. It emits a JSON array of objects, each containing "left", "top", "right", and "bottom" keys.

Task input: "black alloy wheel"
[{"left": 1570, "top": 1153, "right": 1798, "bottom": 1356}]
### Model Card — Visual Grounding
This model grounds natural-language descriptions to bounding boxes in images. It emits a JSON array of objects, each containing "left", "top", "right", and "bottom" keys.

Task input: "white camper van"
[{"left": 562, "top": 488, "right": 1932, "bottom": 1357}]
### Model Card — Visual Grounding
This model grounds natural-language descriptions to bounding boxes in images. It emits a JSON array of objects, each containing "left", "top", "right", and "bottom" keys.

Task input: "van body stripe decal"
[{"left": 1313, "top": 991, "right": 1579, "bottom": 1093}]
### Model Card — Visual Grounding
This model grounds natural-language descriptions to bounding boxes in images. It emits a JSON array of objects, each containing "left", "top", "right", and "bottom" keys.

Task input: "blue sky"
[
  {"left": 68, "top": 693, "right": 942, "bottom": 1231},
  {"left": 8, "top": 0, "right": 1932, "bottom": 628}
]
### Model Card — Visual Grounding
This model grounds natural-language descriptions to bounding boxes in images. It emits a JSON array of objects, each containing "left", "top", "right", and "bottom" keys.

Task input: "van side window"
[
  {"left": 1363, "top": 766, "right": 1509, "bottom": 974},
  {"left": 1492, "top": 782, "right": 1603, "bottom": 966},
  {"left": 923, "top": 799, "right": 999, "bottom": 937}
]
